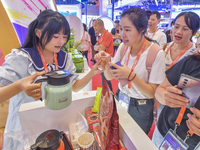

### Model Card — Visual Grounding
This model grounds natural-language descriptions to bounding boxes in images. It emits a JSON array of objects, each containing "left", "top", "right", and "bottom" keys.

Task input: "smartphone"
[
  {"left": 110, "top": 61, "right": 122, "bottom": 69},
  {"left": 177, "top": 74, "right": 200, "bottom": 108},
  {"left": 194, "top": 96, "right": 200, "bottom": 110}
]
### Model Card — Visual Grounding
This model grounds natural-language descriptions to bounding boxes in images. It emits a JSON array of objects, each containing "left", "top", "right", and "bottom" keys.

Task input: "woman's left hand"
[
  {"left": 187, "top": 107, "right": 200, "bottom": 136},
  {"left": 91, "top": 59, "right": 103, "bottom": 75},
  {"left": 109, "top": 62, "right": 130, "bottom": 79}
]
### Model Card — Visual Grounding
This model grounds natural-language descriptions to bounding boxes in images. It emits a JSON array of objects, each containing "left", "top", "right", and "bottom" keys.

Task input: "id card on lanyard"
[
  {"left": 118, "top": 91, "right": 130, "bottom": 112},
  {"left": 160, "top": 106, "right": 199, "bottom": 150},
  {"left": 160, "top": 129, "right": 189, "bottom": 150}
]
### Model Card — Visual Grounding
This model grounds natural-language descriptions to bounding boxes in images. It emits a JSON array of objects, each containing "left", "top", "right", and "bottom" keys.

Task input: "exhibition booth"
[
  {"left": 0, "top": 1, "right": 158, "bottom": 149},
  {"left": 2, "top": 0, "right": 200, "bottom": 150}
]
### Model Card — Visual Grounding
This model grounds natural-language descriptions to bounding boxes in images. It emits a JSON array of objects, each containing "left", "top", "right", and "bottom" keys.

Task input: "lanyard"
[
  {"left": 165, "top": 42, "right": 191, "bottom": 70},
  {"left": 37, "top": 45, "right": 58, "bottom": 73},
  {"left": 145, "top": 29, "right": 158, "bottom": 39},
  {"left": 124, "top": 38, "right": 146, "bottom": 89},
  {"left": 170, "top": 29, "right": 173, "bottom": 42},
  {"left": 174, "top": 106, "right": 200, "bottom": 142}
]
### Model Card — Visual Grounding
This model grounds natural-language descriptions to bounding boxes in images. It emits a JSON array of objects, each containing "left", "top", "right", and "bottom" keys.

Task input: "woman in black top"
[{"left": 153, "top": 53, "right": 200, "bottom": 149}]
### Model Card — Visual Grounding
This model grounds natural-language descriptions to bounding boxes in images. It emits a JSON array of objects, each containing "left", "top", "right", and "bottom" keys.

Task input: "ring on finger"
[{"left": 34, "top": 89, "right": 37, "bottom": 94}]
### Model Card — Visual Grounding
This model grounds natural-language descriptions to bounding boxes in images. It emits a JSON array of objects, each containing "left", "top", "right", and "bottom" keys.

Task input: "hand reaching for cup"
[{"left": 94, "top": 51, "right": 111, "bottom": 70}]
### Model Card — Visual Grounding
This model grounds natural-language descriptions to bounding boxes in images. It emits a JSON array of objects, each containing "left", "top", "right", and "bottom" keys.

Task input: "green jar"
[
  {"left": 72, "top": 54, "right": 84, "bottom": 73},
  {"left": 45, "top": 83, "right": 72, "bottom": 110},
  {"left": 68, "top": 30, "right": 74, "bottom": 48}
]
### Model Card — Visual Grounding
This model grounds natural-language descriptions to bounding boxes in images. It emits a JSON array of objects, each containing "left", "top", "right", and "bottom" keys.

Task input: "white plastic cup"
[
  {"left": 77, "top": 132, "right": 94, "bottom": 150},
  {"left": 84, "top": 56, "right": 89, "bottom": 71}
]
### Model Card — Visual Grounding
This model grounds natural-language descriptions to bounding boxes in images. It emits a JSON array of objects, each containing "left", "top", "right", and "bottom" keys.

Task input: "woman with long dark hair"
[
  {"left": 0, "top": 9, "right": 102, "bottom": 148},
  {"left": 95, "top": 7, "right": 166, "bottom": 134}
]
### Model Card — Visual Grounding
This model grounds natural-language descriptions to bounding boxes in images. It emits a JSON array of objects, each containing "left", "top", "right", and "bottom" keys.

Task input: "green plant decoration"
[
  {"left": 195, "top": 32, "right": 200, "bottom": 39},
  {"left": 62, "top": 41, "right": 69, "bottom": 53},
  {"left": 62, "top": 28, "right": 84, "bottom": 54},
  {"left": 73, "top": 41, "right": 84, "bottom": 52}
]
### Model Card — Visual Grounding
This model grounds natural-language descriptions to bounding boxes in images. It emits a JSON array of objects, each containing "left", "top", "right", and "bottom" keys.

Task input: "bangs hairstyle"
[
  {"left": 39, "top": 15, "right": 70, "bottom": 49},
  {"left": 121, "top": 7, "right": 148, "bottom": 35},
  {"left": 174, "top": 12, "right": 200, "bottom": 36},
  {"left": 22, "top": 9, "right": 70, "bottom": 50}
]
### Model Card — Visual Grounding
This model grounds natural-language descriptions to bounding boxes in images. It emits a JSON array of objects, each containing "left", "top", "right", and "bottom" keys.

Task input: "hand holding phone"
[
  {"left": 110, "top": 61, "right": 122, "bottom": 69},
  {"left": 177, "top": 74, "right": 200, "bottom": 108}
]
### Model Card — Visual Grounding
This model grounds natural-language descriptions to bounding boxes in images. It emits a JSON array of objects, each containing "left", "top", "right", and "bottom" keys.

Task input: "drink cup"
[{"left": 77, "top": 132, "right": 94, "bottom": 150}]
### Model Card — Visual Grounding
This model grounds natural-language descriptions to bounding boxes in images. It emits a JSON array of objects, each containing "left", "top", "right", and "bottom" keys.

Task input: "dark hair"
[
  {"left": 114, "top": 20, "right": 120, "bottom": 24},
  {"left": 189, "top": 53, "right": 200, "bottom": 60},
  {"left": 145, "top": 10, "right": 152, "bottom": 20},
  {"left": 121, "top": 7, "right": 148, "bottom": 35},
  {"left": 173, "top": 12, "right": 200, "bottom": 41},
  {"left": 83, "top": 23, "right": 87, "bottom": 31},
  {"left": 22, "top": 9, "right": 70, "bottom": 50},
  {"left": 151, "top": 10, "right": 161, "bottom": 20},
  {"left": 170, "top": 20, "right": 174, "bottom": 26}
]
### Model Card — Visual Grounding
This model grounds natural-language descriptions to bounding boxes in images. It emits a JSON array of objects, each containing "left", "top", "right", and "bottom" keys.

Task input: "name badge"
[
  {"left": 118, "top": 91, "right": 130, "bottom": 112},
  {"left": 159, "top": 129, "right": 189, "bottom": 150},
  {"left": 137, "top": 100, "right": 147, "bottom": 105}
]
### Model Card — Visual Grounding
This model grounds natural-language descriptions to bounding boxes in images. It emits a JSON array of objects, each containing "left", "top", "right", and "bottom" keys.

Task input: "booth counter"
[{"left": 18, "top": 91, "right": 158, "bottom": 150}]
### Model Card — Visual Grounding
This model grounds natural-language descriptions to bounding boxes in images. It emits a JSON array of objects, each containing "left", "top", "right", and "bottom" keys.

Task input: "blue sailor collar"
[{"left": 20, "top": 48, "right": 68, "bottom": 72}]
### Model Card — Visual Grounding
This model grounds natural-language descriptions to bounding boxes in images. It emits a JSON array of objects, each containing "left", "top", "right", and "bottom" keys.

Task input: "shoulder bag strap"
[
  {"left": 120, "top": 43, "right": 128, "bottom": 62},
  {"left": 146, "top": 43, "right": 162, "bottom": 80}
]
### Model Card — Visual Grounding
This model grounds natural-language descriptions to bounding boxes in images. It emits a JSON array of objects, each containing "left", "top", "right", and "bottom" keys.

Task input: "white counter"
[
  {"left": 117, "top": 101, "right": 158, "bottom": 149},
  {"left": 17, "top": 91, "right": 158, "bottom": 150}
]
